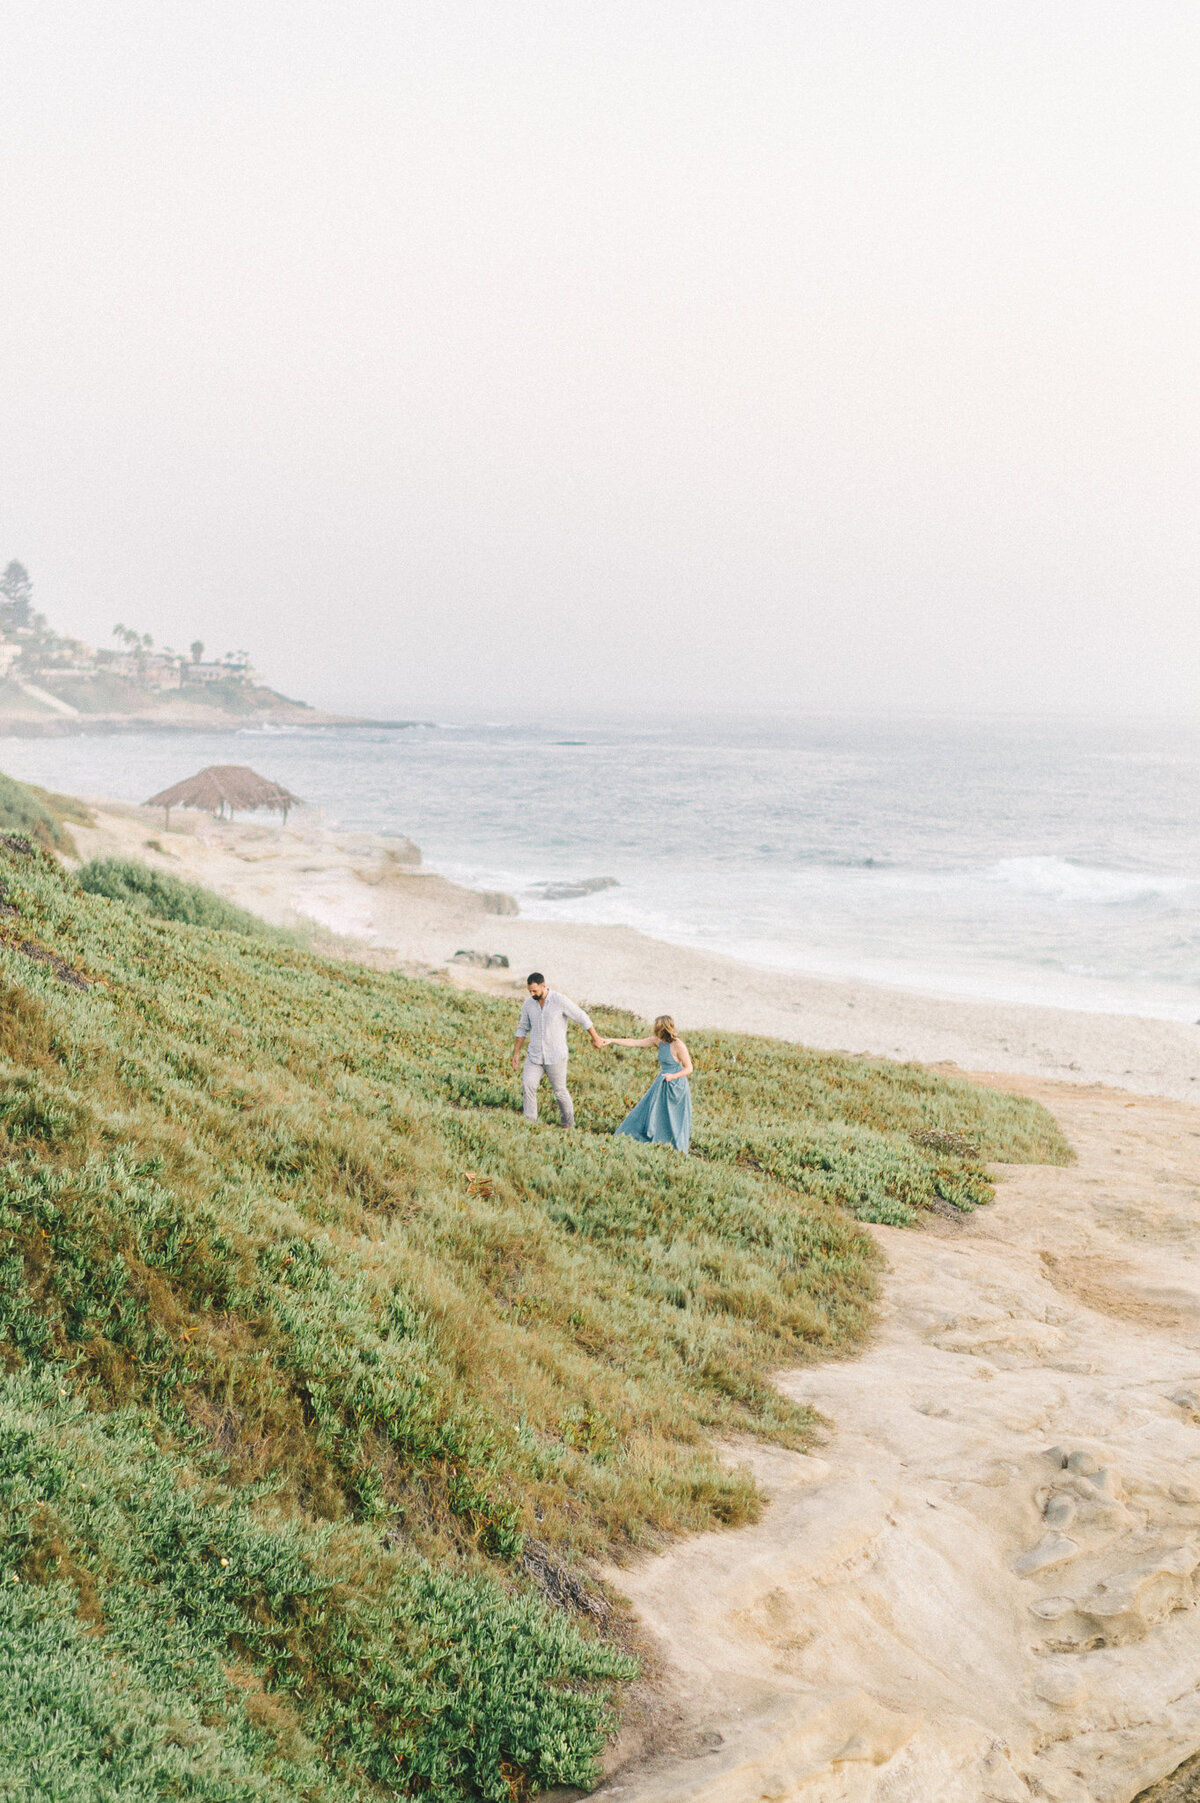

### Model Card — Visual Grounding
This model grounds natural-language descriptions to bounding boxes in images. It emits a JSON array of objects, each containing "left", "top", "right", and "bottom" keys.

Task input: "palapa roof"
[{"left": 144, "top": 764, "right": 302, "bottom": 814}]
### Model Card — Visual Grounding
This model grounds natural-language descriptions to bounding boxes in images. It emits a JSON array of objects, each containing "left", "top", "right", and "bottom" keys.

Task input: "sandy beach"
[
  {"left": 65, "top": 800, "right": 1200, "bottom": 1800},
  {"left": 70, "top": 801, "right": 1200, "bottom": 1104}
]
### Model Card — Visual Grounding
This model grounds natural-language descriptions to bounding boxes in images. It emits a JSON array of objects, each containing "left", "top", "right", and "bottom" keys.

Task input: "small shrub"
[
  {"left": 0, "top": 1372, "right": 632, "bottom": 1802},
  {"left": 0, "top": 772, "right": 75, "bottom": 854},
  {"left": 77, "top": 858, "right": 282, "bottom": 938}
]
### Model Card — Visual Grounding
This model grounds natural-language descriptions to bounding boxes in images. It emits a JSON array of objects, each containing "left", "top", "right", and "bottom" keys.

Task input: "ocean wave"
[{"left": 985, "top": 857, "right": 1199, "bottom": 906}]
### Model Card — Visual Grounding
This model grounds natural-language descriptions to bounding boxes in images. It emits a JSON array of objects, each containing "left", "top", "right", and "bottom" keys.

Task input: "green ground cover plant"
[
  {"left": 0, "top": 772, "right": 92, "bottom": 855},
  {"left": 0, "top": 798, "right": 1069, "bottom": 1800},
  {"left": 77, "top": 856, "right": 291, "bottom": 938}
]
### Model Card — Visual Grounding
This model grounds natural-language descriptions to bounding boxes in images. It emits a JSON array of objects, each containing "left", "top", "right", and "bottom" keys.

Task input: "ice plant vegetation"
[{"left": 0, "top": 788, "right": 1068, "bottom": 1800}]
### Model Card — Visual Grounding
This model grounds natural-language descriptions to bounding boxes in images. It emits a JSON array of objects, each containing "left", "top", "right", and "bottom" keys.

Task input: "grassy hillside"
[
  {"left": 0, "top": 672, "right": 331, "bottom": 727},
  {"left": 0, "top": 771, "right": 93, "bottom": 854},
  {"left": 0, "top": 824, "right": 1069, "bottom": 1801},
  {"left": 77, "top": 855, "right": 296, "bottom": 939}
]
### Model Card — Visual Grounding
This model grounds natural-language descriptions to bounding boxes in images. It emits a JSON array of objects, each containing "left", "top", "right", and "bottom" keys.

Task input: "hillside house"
[
  {"left": 96, "top": 651, "right": 138, "bottom": 680},
  {"left": 182, "top": 660, "right": 246, "bottom": 685},
  {"left": 143, "top": 655, "right": 183, "bottom": 690},
  {"left": 34, "top": 636, "right": 105, "bottom": 676},
  {"left": 94, "top": 650, "right": 184, "bottom": 688}
]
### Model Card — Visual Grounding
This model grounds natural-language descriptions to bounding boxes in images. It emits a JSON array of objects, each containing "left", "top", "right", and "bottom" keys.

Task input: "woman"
[{"left": 604, "top": 1016, "right": 693, "bottom": 1153}]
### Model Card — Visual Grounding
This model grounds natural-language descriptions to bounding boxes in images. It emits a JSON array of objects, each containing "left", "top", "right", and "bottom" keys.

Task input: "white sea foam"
[{"left": 985, "top": 856, "right": 1199, "bottom": 905}]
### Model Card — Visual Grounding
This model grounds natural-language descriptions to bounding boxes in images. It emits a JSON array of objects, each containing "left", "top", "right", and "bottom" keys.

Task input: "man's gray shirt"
[{"left": 516, "top": 990, "right": 593, "bottom": 1065}]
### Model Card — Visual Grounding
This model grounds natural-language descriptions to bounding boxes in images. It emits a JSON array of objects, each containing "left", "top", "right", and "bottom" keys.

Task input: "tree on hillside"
[
  {"left": 190, "top": 639, "right": 204, "bottom": 663},
  {"left": 112, "top": 623, "right": 152, "bottom": 676},
  {"left": 0, "top": 561, "right": 33, "bottom": 631}
]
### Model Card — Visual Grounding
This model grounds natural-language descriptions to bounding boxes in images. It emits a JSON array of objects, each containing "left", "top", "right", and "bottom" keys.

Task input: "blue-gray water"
[{"left": 4, "top": 715, "right": 1200, "bottom": 1021}]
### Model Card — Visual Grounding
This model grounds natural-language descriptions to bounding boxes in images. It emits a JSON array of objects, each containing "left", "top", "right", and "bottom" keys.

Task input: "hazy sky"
[{"left": 2, "top": 4, "right": 1198, "bottom": 716}]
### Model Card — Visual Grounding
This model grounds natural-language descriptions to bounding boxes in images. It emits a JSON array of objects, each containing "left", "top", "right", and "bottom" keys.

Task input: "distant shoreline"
[
  {"left": 0, "top": 653, "right": 432, "bottom": 735},
  {"left": 0, "top": 713, "right": 430, "bottom": 738}
]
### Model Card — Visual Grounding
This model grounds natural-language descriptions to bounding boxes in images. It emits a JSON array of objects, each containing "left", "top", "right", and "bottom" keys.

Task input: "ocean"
[{"left": 4, "top": 713, "right": 1200, "bottom": 1022}]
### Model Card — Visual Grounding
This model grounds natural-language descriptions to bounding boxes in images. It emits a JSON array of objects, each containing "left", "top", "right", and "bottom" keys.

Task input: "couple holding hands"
[{"left": 511, "top": 973, "right": 692, "bottom": 1154}]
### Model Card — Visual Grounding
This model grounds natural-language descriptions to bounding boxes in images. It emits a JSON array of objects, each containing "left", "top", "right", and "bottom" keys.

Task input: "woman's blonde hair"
[{"left": 653, "top": 1015, "right": 677, "bottom": 1042}]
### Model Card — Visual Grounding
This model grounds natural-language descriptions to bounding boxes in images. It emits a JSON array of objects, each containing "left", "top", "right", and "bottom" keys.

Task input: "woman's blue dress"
[{"left": 614, "top": 1042, "right": 692, "bottom": 1153}]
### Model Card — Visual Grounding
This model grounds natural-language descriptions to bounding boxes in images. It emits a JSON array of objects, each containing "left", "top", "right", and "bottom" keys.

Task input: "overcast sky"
[{"left": 2, "top": 3, "right": 1197, "bottom": 716}]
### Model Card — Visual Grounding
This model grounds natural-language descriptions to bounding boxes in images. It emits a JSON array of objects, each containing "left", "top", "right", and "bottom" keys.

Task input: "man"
[{"left": 511, "top": 971, "right": 603, "bottom": 1129}]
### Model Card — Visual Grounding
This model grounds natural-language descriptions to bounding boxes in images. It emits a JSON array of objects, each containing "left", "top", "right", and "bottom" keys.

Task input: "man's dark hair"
[{"left": 526, "top": 971, "right": 545, "bottom": 985}]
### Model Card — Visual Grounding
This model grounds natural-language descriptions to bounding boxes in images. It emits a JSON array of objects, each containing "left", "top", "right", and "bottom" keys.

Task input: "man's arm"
[
  {"left": 561, "top": 995, "right": 604, "bottom": 1050},
  {"left": 511, "top": 1000, "right": 533, "bottom": 1071}
]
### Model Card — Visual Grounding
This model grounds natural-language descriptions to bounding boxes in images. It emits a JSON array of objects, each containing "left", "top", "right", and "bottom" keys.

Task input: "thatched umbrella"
[{"left": 145, "top": 765, "right": 303, "bottom": 829}]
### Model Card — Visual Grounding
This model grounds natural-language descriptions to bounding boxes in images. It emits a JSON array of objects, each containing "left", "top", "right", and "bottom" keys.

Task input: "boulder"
[{"left": 529, "top": 877, "right": 618, "bottom": 901}]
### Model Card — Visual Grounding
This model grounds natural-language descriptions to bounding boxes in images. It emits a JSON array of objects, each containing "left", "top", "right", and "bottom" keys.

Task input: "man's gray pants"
[{"left": 522, "top": 1058, "right": 574, "bottom": 1128}]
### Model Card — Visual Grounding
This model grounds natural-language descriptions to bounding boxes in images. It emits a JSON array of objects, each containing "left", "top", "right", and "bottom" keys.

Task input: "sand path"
[{"left": 592, "top": 1079, "right": 1200, "bottom": 1803}]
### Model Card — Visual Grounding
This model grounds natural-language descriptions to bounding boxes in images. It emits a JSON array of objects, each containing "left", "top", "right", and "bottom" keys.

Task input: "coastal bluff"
[
  {"left": 0, "top": 581, "right": 417, "bottom": 733},
  {"left": 0, "top": 675, "right": 383, "bottom": 735}
]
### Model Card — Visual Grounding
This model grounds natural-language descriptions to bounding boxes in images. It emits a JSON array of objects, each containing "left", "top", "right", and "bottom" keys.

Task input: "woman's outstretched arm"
[{"left": 599, "top": 1035, "right": 658, "bottom": 1048}]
